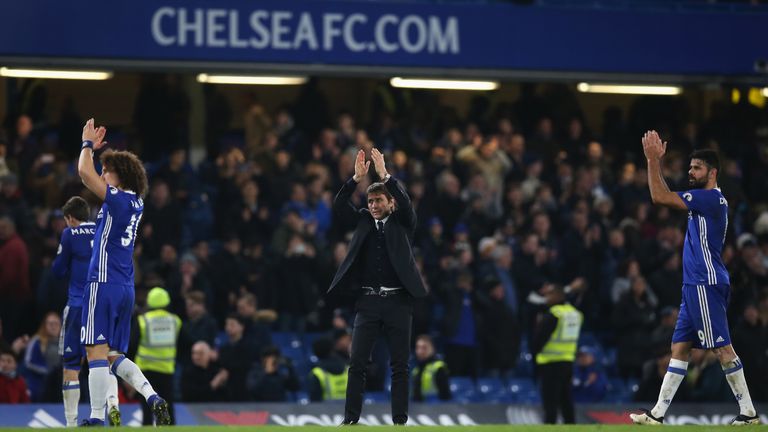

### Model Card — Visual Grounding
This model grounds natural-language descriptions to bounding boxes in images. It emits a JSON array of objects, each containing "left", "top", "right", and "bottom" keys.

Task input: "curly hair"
[{"left": 100, "top": 150, "right": 148, "bottom": 198}]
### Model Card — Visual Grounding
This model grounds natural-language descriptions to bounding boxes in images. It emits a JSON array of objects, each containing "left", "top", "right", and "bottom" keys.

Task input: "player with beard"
[{"left": 630, "top": 131, "right": 759, "bottom": 425}]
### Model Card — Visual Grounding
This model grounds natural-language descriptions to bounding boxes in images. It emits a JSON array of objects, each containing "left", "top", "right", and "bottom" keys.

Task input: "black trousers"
[
  {"left": 538, "top": 361, "right": 575, "bottom": 424},
  {"left": 345, "top": 293, "right": 413, "bottom": 424},
  {"left": 140, "top": 371, "right": 176, "bottom": 425}
]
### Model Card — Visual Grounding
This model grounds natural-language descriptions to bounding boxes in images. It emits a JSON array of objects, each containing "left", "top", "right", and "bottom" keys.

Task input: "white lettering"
[
  {"left": 428, "top": 16, "right": 459, "bottom": 53},
  {"left": 323, "top": 13, "right": 344, "bottom": 50},
  {"left": 229, "top": 11, "right": 248, "bottom": 48},
  {"left": 375, "top": 14, "right": 399, "bottom": 53},
  {"left": 151, "top": 8, "right": 176, "bottom": 46},
  {"left": 415, "top": 415, "right": 437, "bottom": 426},
  {"left": 399, "top": 15, "right": 427, "bottom": 53},
  {"left": 272, "top": 11, "right": 292, "bottom": 49},
  {"left": 178, "top": 8, "right": 204, "bottom": 47},
  {"left": 456, "top": 414, "right": 478, "bottom": 425},
  {"left": 293, "top": 12, "right": 318, "bottom": 49},
  {"left": 249, "top": 11, "right": 269, "bottom": 49},
  {"left": 206, "top": 9, "right": 227, "bottom": 47},
  {"left": 343, "top": 14, "right": 367, "bottom": 52}
]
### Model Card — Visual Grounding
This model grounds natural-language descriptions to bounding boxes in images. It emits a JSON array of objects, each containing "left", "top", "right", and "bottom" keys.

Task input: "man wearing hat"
[{"left": 134, "top": 287, "right": 181, "bottom": 425}]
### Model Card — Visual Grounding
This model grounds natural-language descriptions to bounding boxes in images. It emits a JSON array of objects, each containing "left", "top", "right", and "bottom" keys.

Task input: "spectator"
[
  {"left": 0, "top": 318, "right": 29, "bottom": 357},
  {"left": 687, "top": 349, "right": 732, "bottom": 402},
  {"left": 0, "top": 351, "right": 30, "bottom": 403},
  {"left": 648, "top": 307, "right": 678, "bottom": 355},
  {"left": 411, "top": 335, "right": 451, "bottom": 402},
  {"left": 178, "top": 291, "right": 218, "bottom": 366},
  {"left": 21, "top": 312, "right": 61, "bottom": 401},
  {"left": 572, "top": 346, "right": 608, "bottom": 403},
  {"left": 0, "top": 216, "right": 31, "bottom": 340},
  {"left": 235, "top": 294, "right": 273, "bottom": 350},
  {"left": 308, "top": 337, "right": 347, "bottom": 402},
  {"left": 477, "top": 278, "right": 520, "bottom": 376},
  {"left": 181, "top": 341, "right": 225, "bottom": 402},
  {"left": 247, "top": 346, "right": 299, "bottom": 402},
  {"left": 218, "top": 314, "right": 258, "bottom": 401},
  {"left": 441, "top": 271, "right": 480, "bottom": 378},
  {"left": 731, "top": 304, "right": 768, "bottom": 402},
  {"left": 141, "top": 180, "right": 182, "bottom": 260},
  {"left": 613, "top": 276, "right": 658, "bottom": 378},
  {"left": 635, "top": 353, "right": 691, "bottom": 403}
]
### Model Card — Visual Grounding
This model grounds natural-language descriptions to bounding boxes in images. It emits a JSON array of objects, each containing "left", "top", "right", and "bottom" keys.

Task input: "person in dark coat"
[{"left": 327, "top": 149, "right": 427, "bottom": 425}]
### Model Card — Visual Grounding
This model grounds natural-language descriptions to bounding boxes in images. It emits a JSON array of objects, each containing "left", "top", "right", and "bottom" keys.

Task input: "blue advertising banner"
[
  {"left": 0, "top": 0, "right": 766, "bottom": 75},
  {"left": 0, "top": 403, "right": 765, "bottom": 427}
]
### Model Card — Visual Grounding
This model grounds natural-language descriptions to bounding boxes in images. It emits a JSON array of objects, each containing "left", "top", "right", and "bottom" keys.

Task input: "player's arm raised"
[
  {"left": 643, "top": 130, "right": 687, "bottom": 211},
  {"left": 78, "top": 118, "right": 109, "bottom": 201}
]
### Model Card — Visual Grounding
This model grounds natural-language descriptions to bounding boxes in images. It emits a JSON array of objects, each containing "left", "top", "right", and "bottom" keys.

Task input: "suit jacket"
[{"left": 327, "top": 176, "right": 427, "bottom": 298}]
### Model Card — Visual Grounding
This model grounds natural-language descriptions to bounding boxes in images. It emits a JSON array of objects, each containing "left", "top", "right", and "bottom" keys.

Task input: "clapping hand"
[
  {"left": 81, "top": 118, "right": 108, "bottom": 151},
  {"left": 370, "top": 148, "right": 388, "bottom": 179},
  {"left": 352, "top": 149, "right": 370, "bottom": 182},
  {"left": 642, "top": 130, "right": 667, "bottom": 161}
]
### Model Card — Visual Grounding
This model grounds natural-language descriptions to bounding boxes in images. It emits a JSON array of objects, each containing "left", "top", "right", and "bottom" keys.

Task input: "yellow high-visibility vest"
[
  {"left": 535, "top": 303, "right": 582, "bottom": 364},
  {"left": 412, "top": 360, "right": 446, "bottom": 396},
  {"left": 311, "top": 366, "right": 348, "bottom": 400},
  {"left": 135, "top": 309, "right": 181, "bottom": 374}
]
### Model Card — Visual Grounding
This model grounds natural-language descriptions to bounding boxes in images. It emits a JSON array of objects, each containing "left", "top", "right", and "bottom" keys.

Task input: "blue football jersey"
[
  {"left": 676, "top": 188, "right": 730, "bottom": 286},
  {"left": 52, "top": 222, "right": 96, "bottom": 308},
  {"left": 87, "top": 186, "right": 143, "bottom": 285}
]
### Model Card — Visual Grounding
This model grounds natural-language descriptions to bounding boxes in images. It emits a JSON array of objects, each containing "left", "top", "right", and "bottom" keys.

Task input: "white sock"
[
  {"left": 88, "top": 360, "right": 110, "bottom": 421},
  {"left": 651, "top": 358, "right": 688, "bottom": 418},
  {"left": 112, "top": 356, "right": 157, "bottom": 401},
  {"left": 722, "top": 357, "right": 756, "bottom": 417},
  {"left": 107, "top": 372, "right": 119, "bottom": 410},
  {"left": 62, "top": 380, "right": 80, "bottom": 426}
]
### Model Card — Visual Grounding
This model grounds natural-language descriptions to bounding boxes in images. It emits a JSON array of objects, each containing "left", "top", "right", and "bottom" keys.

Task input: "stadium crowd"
[{"left": 1, "top": 79, "right": 767, "bottom": 405}]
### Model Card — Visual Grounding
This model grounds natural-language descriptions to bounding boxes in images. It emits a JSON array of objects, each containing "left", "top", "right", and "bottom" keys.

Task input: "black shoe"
[
  {"left": 148, "top": 394, "right": 171, "bottom": 426},
  {"left": 730, "top": 413, "right": 760, "bottom": 425},
  {"left": 339, "top": 420, "right": 358, "bottom": 426}
]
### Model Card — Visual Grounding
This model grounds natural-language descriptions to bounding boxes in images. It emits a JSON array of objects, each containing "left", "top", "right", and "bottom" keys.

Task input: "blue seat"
[
  {"left": 508, "top": 378, "right": 540, "bottom": 403},
  {"left": 477, "top": 377, "right": 505, "bottom": 397},
  {"left": 449, "top": 377, "right": 478, "bottom": 402}
]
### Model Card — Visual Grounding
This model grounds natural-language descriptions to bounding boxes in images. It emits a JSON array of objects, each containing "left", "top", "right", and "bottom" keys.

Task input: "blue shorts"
[
  {"left": 81, "top": 282, "right": 134, "bottom": 353},
  {"left": 59, "top": 305, "right": 84, "bottom": 370},
  {"left": 672, "top": 284, "right": 731, "bottom": 349}
]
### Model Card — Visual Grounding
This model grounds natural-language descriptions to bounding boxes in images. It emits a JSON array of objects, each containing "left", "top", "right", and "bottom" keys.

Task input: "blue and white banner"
[
  {"left": 0, "top": 403, "right": 766, "bottom": 427},
  {"left": 0, "top": 0, "right": 766, "bottom": 75}
]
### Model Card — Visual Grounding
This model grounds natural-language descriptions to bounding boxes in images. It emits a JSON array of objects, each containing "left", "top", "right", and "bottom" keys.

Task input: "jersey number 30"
[{"left": 121, "top": 214, "right": 142, "bottom": 247}]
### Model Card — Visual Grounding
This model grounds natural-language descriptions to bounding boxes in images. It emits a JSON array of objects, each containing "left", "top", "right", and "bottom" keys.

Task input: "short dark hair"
[
  {"left": 226, "top": 313, "right": 247, "bottom": 327},
  {"left": 366, "top": 182, "right": 392, "bottom": 200},
  {"left": 184, "top": 291, "right": 206, "bottom": 306},
  {"left": 690, "top": 149, "right": 720, "bottom": 173},
  {"left": 416, "top": 334, "right": 434, "bottom": 345},
  {"left": 62, "top": 196, "right": 90, "bottom": 222},
  {"left": 100, "top": 150, "right": 148, "bottom": 198}
]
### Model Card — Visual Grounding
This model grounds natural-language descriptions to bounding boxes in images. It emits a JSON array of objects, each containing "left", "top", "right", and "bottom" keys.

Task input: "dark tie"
[{"left": 377, "top": 221, "right": 384, "bottom": 233}]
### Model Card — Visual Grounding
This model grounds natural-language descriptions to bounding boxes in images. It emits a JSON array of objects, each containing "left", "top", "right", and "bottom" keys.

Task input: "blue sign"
[{"left": 0, "top": 0, "right": 766, "bottom": 76}]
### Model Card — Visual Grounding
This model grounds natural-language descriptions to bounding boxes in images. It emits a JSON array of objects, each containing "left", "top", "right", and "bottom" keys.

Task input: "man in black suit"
[{"left": 328, "top": 148, "right": 427, "bottom": 425}]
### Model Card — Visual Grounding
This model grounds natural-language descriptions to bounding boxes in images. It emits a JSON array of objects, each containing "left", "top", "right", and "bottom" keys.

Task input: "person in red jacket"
[
  {"left": 0, "top": 350, "right": 31, "bottom": 403},
  {"left": 0, "top": 215, "right": 31, "bottom": 341}
]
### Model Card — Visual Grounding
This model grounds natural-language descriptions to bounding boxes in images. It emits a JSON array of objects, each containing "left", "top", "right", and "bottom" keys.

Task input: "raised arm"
[
  {"left": 642, "top": 130, "right": 687, "bottom": 211},
  {"left": 371, "top": 148, "right": 416, "bottom": 230},
  {"left": 332, "top": 149, "right": 368, "bottom": 219},
  {"left": 78, "top": 119, "right": 109, "bottom": 201}
]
